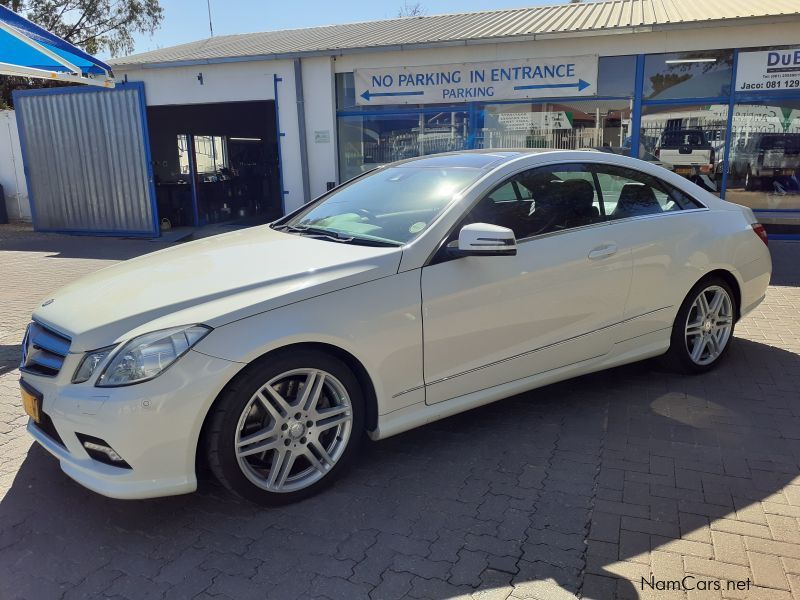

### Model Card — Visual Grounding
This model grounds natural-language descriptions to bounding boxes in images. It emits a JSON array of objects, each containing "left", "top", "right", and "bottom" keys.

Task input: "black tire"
[
  {"left": 206, "top": 349, "right": 364, "bottom": 506},
  {"left": 662, "top": 276, "right": 738, "bottom": 375},
  {"left": 744, "top": 167, "right": 760, "bottom": 191}
]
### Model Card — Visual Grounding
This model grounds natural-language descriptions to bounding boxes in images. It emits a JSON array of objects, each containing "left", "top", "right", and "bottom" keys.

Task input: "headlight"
[
  {"left": 93, "top": 325, "right": 211, "bottom": 387},
  {"left": 72, "top": 346, "right": 115, "bottom": 383}
]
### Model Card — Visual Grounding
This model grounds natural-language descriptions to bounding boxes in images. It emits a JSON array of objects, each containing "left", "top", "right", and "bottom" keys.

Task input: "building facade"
[{"left": 11, "top": 0, "right": 800, "bottom": 236}]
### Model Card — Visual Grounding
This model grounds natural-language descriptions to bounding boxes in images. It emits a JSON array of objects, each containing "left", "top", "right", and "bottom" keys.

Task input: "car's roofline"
[{"left": 389, "top": 148, "right": 617, "bottom": 172}]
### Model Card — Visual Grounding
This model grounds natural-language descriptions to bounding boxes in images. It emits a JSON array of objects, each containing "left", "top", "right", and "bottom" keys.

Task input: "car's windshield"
[{"left": 281, "top": 166, "right": 483, "bottom": 245}]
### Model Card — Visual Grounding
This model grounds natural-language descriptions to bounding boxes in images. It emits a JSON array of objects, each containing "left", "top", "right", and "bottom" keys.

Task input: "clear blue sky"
[{"left": 129, "top": 0, "right": 557, "bottom": 55}]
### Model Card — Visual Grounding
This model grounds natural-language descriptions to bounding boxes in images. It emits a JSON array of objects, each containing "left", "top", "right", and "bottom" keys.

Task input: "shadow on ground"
[
  {"left": 769, "top": 240, "right": 800, "bottom": 287},
  {"left": 0, "top": 232, "right": 172, "bottom": 261},
  {"left": 1, "top": 336, "right": 798, "bottom": 599}
]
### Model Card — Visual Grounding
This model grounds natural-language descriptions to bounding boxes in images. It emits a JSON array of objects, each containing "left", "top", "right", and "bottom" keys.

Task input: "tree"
[
  {"left": 0, "top": 0, "right": 163, "bottom": 106},
  {"left": 0, "top": 0, "right": 163, "bottom": 56},
  {"left": 397, "top": 1, "right": 424, "bottom": 17}
]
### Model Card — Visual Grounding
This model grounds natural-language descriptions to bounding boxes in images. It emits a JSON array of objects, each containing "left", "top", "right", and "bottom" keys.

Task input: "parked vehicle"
[
  {"left": 731, "top": 133, "right": 800, "bottom": 191},
  {"left": 654, "top": 128, "right": 719, "bottom": 192},
  {"left": 20, "top": 150, "right": 771, "bottom": 505},
  {"left": 655, "top": 128, "right": 715, "bottom": 169}
]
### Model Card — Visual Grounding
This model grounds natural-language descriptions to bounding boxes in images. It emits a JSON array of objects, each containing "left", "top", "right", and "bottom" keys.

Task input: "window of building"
[
  {"left": 639, "top": 103, "right": 728, "bottom": 195},
  {"left": 597, "top": 55, "right": 637, "bottom": 98},
  {"left": 338, "top": 110, "right": 469, "bottom": 181},
  {"left": 643, "top": 50, "right": 734, "bottom": 100},
  {"left": 726, "top": 100, "right": 800, "bottom": 215},
  {"left": 477, "top": 100, "right": 631, "bottom": 152}
]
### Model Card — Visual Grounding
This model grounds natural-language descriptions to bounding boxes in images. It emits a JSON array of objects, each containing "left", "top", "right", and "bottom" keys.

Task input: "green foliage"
[{"left": 0, "top": 0, "right": 163, "bottom": 56}]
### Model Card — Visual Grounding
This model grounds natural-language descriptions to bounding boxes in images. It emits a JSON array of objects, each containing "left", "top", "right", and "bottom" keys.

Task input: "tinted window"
[
  {"left": 643, "top": 50, "right": 734, "bottom": 100},
  {"left": 597, "top": 55, "right": 637, "bottom": 97},
  {"left": 460, "top": 164, "right": 602, "bottom": 239},
  {"left": 661, "top": 130, "right": 708, "bottom": 147},
  {"left": 457, "top": 163, "right": 700, "bottom": 240},
  {"left": 592, "top": 164, "right": 701, "bottom": 218}
]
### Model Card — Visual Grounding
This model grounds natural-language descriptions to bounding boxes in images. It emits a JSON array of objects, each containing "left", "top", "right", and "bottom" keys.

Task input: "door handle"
[{"left": 588, "top": 243, "right": 618, "bottom": 260}]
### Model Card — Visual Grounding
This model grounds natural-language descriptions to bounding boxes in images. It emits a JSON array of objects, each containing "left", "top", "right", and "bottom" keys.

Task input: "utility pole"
[{"left": 207, "top": 0, "right": 214, "bottom": 37}]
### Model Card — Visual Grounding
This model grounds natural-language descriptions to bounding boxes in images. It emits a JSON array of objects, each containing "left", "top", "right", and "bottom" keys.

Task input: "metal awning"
[{"left": 0, "top": 5, "right": 114, "bottom": 87}]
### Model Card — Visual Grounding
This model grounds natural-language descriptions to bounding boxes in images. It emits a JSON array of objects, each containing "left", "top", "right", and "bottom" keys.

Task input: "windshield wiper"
[{"left": 273, "top": 224, "right": 401, "bottom": 247}]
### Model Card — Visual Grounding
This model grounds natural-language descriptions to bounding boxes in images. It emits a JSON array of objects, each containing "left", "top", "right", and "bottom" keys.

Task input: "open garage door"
[{"left": 14, "top": 82, "right": 158, "bottom": 236}]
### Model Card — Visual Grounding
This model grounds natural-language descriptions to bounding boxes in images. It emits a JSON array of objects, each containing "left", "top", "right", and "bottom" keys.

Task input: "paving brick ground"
[{"left": 1, "top": 224, "right": 799, "bottom": 600}]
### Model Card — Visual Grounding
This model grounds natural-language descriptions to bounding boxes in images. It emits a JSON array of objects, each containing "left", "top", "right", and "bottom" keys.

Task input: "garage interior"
[{"left": 147, "top": 101, "right": 282, "bottom": 230}]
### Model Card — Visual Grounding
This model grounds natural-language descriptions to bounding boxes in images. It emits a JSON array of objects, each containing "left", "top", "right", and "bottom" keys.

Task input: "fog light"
[
  {"left": 75, "top": 433, "right": 131, "bottom": 469},
  {"left": 83, "top": 441, "right": 124, "bottom": 462}
]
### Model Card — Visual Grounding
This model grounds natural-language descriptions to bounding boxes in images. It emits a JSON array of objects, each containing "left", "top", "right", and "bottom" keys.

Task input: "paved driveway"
[{"left": 1, "top": 226, "right": 800, "bottom": 600}]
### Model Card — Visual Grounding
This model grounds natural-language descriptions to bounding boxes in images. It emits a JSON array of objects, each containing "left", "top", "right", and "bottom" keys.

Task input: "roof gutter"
[{"left": 111, "top": 13, "right": 800, "bottom": 71}]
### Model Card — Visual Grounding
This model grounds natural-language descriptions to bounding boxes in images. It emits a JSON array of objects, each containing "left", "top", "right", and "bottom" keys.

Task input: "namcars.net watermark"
[{"left": 642, "top": 575, "right": 752, "bottom": 592}]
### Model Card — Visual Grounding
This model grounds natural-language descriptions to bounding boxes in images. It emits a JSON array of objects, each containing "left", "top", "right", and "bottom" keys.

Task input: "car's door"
[
  {"left": 420, "top": 163, "right": 633, "bottom": 405},
  {"left": 589, "top": 162, "right": 712, "bottom": 342}
]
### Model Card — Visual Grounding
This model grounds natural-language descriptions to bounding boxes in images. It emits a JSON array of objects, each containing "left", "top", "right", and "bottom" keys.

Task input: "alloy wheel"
[
  {"left": 234, "top": 368, "right": 353, "bottom": 493},
  {"left": 684, "top": 285, "right": 734, "bottom": 366}
]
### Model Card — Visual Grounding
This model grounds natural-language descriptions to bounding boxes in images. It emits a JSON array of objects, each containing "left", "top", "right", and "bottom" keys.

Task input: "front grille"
[{"left": 20, "top": 321, "right": 71, "bottom": 377}]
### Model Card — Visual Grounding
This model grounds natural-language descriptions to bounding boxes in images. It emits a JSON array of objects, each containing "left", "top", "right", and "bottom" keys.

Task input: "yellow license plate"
[
  {"left": 674, "top": 167, "right": 692, "bottom": 175},
  {"left": 20, "top": 383, "right": 41, "bottom": 423}
]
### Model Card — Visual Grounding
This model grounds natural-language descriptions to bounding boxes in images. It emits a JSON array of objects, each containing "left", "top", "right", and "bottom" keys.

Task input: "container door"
[{"left": 14, "top": 82, "right": 157, "bottom": 236}]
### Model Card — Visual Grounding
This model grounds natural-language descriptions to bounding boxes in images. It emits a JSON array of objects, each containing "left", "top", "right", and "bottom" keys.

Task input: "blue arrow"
[
  {"left": 361, "top": 90, "right": 424, "bottom": 101},
  {"left": 513, "top": 79, "right": 591, "bottom": 92}
]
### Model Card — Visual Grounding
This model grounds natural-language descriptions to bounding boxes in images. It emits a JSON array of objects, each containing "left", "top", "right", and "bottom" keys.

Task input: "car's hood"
[{"left": 33, "top": 225, "right": 402, "bottom": 352}]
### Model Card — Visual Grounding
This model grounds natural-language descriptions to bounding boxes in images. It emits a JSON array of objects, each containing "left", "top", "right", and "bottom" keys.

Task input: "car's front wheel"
[
  {"left": 206, "top": 350, "right": 363, "bottom": 505},
  {"left": 663, "top": 277, "right": 737, "bottom": 374}
]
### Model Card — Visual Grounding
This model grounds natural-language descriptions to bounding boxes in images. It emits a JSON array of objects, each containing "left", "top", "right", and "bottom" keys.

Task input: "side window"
[
  {"left": 487, "top": 181, "right": 533, "bottom": 203},
  {"left": 592, "top": 164, "right": 701, "bottom": 220},
  {"left": 460, "top": 163, "right": 603, "bottom": 240}
]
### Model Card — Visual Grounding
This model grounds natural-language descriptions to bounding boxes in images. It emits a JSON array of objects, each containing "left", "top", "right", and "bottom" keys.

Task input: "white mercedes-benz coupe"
[{"left": 20, "top": 150, "right": 771, "bottom": 505}]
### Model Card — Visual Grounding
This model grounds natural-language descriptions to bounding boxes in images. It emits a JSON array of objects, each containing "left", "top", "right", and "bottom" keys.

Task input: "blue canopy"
[{"left": 0, "top": 5, "right": 114, "bottom": 87}]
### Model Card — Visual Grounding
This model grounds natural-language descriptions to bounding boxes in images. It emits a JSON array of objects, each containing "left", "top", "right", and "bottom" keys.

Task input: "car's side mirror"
[{"left": 452, "top": 223, "right": 517, "bottom": 257}]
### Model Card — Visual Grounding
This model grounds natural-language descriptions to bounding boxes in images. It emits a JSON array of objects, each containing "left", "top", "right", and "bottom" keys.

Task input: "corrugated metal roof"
[{"left": 110, "top": 0, "right": 800, "bottom": 67}]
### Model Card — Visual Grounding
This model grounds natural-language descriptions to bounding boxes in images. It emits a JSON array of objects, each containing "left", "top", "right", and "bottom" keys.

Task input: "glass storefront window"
[
  {"left": 725, "top": 100, "right": 800, "bottom": 217},
  {"left": 597, "top": 55, "right": 637, "bottom": 98},
  {"left": 336, "top": 72, "right": 355, "bottom": 110},
  {"left": 643, "top": 50, "right": 734, "bottom": 100},
  {"left": 639, "top": 104, "right": 728, "bottom": 195},
  {"left": 477, "top": 100, "right": 631, "bottom": 152},
  {"left": 338, "top": 110, "right": 469, "bottom": 181}
]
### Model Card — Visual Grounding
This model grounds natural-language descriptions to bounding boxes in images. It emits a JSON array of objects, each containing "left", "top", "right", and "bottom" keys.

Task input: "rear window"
[{"left": 661, "top": 130, "right": 707, "bottom": 147}]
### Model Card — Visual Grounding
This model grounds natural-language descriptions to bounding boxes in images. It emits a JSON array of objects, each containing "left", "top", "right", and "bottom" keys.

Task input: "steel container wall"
[{"left": 15, "top": 85, "right": 156, "bottom": 235}]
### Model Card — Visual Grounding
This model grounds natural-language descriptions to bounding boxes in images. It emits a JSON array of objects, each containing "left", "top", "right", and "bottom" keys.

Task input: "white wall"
[
  {"left": 302, "top": 56, "right": 338, "bottom": 200},
  {"left": 0, "top": 110, "right": 30, "bottom": 222}
]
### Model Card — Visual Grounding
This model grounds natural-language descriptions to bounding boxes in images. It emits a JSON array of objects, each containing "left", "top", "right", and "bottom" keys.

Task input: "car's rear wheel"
[
  {"left": 663, "top": 277, "right": 737, "bottom": 374},
  {"left": 744, "top": 167, "right": 760, "bottom": 191},
  {"left": 206, "top": 350, "right": 363, "bottom": 505}
]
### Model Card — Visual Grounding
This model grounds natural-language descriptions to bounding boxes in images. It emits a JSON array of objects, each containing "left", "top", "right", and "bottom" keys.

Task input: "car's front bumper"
[{"left": 22, "top": 349, "right": 242, "bottom": 499}]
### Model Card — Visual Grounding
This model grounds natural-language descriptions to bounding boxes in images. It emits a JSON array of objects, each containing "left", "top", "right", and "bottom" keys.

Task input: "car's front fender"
[{"left": 193, "top": 270, "right": 425, "bottom": 416}]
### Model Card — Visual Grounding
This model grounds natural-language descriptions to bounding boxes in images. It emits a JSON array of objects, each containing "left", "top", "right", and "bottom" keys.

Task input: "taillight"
[{"left": 751, "top": 223, "right": 768, "bottom": 246}]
